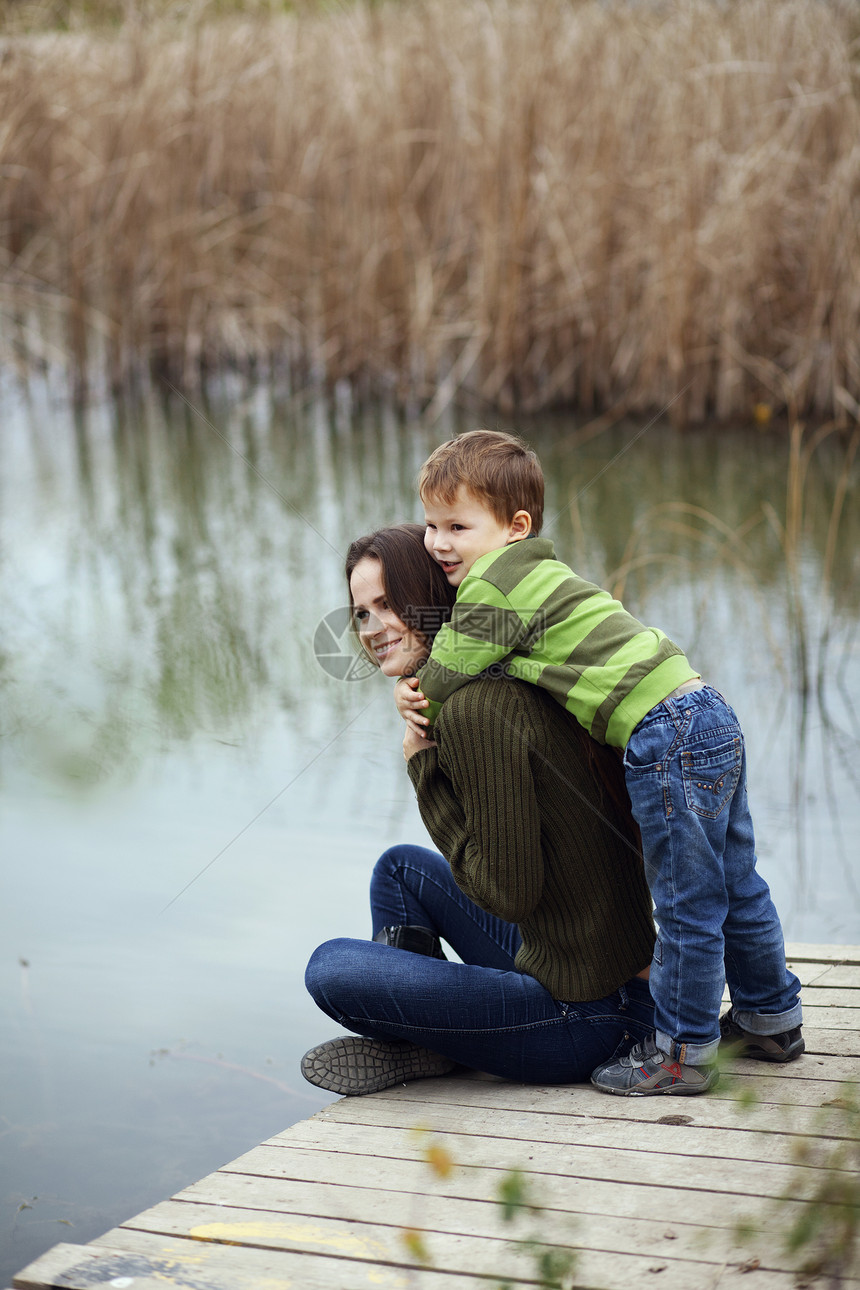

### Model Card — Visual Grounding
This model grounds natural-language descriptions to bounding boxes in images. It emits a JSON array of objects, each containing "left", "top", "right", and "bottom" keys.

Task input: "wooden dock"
[{"left": 11, "top": 944, "right": 860, "bottom": 1289}]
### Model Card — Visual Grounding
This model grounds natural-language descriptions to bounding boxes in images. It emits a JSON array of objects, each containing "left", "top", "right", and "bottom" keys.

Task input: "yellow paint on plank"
[{"left": 190, "top": 1220, "right": 390, "bottom": 1260}]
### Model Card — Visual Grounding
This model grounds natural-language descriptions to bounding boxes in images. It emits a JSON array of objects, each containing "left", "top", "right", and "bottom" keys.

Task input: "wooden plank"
[
  {"left": 368, "top": 1068, "right": 857, "bottom": 1115},
  {"left": 175, "top": 1170, "right": 813, "bottom": 1261},
  {"left": 232, "top": 1123, "right": 837, "bottom": 1203},
  {"left": 795, "top": 987, "right": 860, "bottom": 1006},
  {"left": 115, "top": 1194, "right": 819, "bottom": 1281},
  {"left": 793, "top": 965, "right": 860, "bottom": 988},
  {"left": 785, "top": 943, "right": 860, "bottom": 964},
  {"left": 713, "top": 1068, "right": 858, "bottom": 1104},
  {"left": 789, "top": 1005, "right": 860, "bottom": 1028},
  {"left": 120, "top": 1199, "right": 504, "bottom": 1274},
  {"left": 113, "top": 1196, "right": 750, "bottom": 1273},
  {"left": 9, "top": 1234, "right": 481, "bottom": 1289},
  {"left": 797, "top": 1030, "right": 860, "bottom": 1057},
  {"left": 721, "top": 982, "right": 860, "bottom": 1004},
  {"left": 726, "top": 964, "right": 860, "bottom": 994},
  {"left": 210, "top": 1146, "right": 824, "bottom": 1234},
  {"left": 310, "top": 1096, "right": 851, "bottom": 1162},
  {"left": 74, "top": 1223, "right": 852, "bottom": 1290},
  {"left": 321, "top": 1078, "right": 853, "bottom": 1133}
]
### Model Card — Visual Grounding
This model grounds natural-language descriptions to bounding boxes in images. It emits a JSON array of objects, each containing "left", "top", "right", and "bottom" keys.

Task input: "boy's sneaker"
[
  {"left": 719, "top": 1009, "right": 805, "bottom": 1063},
  {"left": 301, "top": 1036, "right": 457, "bottom": 1096},
  {"left": 591, "top": 1034, "right": 718, "bottom": 1096}
]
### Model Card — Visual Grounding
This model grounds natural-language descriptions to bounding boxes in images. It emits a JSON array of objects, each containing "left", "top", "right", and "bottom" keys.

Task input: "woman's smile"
[{"left": 372, "top": 635, "right": 403, "bottom": 661}]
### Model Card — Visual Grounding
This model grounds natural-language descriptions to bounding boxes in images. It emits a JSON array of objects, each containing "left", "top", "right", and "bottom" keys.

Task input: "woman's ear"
[{"left": 508, "top": 509, "right": 532, "bottom": 541}]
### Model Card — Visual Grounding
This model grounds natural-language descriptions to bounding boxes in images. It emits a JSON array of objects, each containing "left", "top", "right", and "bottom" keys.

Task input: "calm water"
[{"left": 2, "top": 374, "right": 859, "bottom": 1279}]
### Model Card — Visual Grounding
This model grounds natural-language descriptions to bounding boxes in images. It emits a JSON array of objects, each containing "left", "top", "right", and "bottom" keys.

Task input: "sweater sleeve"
[
  {"left": 417, "top": 578, "right": 528, "bottom": 726},
  {"left": 405, "top": 687, "right": 543, "bottom": 923}
]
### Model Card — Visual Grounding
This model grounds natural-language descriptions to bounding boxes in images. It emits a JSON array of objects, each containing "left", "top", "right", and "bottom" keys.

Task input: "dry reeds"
[{"left": 2, "top": 0, "right": 860, "bottom": 420}]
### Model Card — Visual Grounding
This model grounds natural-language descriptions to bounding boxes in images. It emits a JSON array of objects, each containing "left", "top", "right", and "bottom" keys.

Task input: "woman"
[{"left": 302, "top": 525, "right": 655, "bottom": 1094}]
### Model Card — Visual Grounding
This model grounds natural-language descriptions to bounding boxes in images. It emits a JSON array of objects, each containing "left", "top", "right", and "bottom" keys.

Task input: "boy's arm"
[{"left": 417, "top": 581, "right": 528, "bottom": 726}]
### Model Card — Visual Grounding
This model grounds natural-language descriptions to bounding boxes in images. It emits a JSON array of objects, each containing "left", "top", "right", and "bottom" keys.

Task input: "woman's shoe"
[
  {"left": 301, "top": 1036, "right": 457, "bottom": 1095},
  {"left": 373, "top": 924, "right": 447, "bottom": 958}
]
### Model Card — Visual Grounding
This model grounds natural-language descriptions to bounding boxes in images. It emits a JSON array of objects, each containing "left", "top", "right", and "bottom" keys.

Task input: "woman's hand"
[
  {"left": 403, "top": 725, "right": 436, "bottom": 761},
  {"left": 394, "top": 675, "right": 431, "bottom": 735}
]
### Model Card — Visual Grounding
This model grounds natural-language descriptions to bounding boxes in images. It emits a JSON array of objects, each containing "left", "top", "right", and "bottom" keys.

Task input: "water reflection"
[{"left": 1, "top": 376, "right": 859, "bottom": 1282}]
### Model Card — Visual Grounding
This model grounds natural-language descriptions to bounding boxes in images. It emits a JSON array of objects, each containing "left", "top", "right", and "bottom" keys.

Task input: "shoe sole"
[{"left": 301, "top": 1037, "right": 457, "bottom": 1096}]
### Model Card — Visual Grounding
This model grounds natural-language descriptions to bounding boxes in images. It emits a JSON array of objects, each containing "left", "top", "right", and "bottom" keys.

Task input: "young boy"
[{"left": 397, "top": 429, "right": 802, "bottom": 1096}]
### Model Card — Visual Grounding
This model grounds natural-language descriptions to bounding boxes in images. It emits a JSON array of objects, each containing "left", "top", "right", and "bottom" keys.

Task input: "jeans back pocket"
[{"left": 681, "top": 736, "right": 742, "bottom": 818}]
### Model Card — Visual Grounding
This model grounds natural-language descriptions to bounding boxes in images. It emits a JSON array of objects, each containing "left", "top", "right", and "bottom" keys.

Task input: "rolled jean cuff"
[
  {"left": 656, "top": 1030, "right": 720, "bottom": 1066},
  {"left": 732, "top": 1002, "right": 803, "bottom": 1035}
]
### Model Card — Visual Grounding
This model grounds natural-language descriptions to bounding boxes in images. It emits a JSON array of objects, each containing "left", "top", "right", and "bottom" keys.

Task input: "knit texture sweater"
[
  {"left": 407, "top": 678, "right": 656, "bottom": 1001},
  {"left": 417, "top": 537, "right": 698, "bottom": 746}
]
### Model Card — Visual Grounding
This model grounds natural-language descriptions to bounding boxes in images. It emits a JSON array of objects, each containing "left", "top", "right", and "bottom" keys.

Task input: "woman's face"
[{"left": 349, "top": 556, "right": 429, "bottom": 677}]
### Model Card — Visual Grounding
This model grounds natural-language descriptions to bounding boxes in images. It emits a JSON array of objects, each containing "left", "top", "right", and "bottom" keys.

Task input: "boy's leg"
[
  {"left": 620, "top": 690, "right": 732, "bottom": 1066},
  {"left": 594, "top": 687, "right": 799, "bottom": 1094},
  {"left": 719, "top": 754, "right": 802, "bottom": 1039}
]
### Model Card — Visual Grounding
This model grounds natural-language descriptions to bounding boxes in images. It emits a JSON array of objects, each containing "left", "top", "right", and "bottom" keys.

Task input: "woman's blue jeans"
[
  {"left": 304, "top": 844, "right": 655, "bottom": 1084},
  {"left": 624, "top": 686, "right": 802, "bottom": 1065}
]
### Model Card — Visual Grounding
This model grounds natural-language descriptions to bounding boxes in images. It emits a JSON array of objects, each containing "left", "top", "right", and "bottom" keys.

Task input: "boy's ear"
[{"left": 507, "top": 510, "right": 532, "bottom": 541}]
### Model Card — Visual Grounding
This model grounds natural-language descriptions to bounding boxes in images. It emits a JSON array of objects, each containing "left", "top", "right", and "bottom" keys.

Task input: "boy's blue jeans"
[
  {"left": 305, "top": 845, "right": 655, "bottom": 1084},
  {"left": 623, "top": 685, "right": 802, "bottom": 1065}
]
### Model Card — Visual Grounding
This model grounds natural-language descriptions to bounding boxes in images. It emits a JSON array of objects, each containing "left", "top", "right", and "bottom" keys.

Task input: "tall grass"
[{"left": 2, "top": 0, "right": 860, "bottom": 420}]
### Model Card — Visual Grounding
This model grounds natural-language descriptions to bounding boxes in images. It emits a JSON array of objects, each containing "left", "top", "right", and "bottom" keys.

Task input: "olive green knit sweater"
[{"left": 406, "top": 678, "right": 655, "bottom": 1002}]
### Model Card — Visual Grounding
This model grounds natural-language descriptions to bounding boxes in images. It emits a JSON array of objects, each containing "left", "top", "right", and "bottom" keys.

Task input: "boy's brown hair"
[{"left": 418, "top": 429, "right": 544, "bottom": 533}]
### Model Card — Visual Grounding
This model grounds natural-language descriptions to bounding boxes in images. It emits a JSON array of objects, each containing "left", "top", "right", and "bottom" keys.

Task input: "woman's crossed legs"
[{"left": 304, "top": 845, "right": 654, "bottom": 1086}]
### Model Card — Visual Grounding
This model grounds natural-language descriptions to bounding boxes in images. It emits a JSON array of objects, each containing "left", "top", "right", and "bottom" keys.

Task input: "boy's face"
[{"left": 423, "top": 485, "right": 530, "bottom": 588}]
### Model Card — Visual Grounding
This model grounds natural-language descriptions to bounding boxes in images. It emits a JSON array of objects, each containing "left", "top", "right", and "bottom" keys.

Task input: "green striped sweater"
[{"left": 418, "top": 537, "right": 698, "bottom": 747}]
